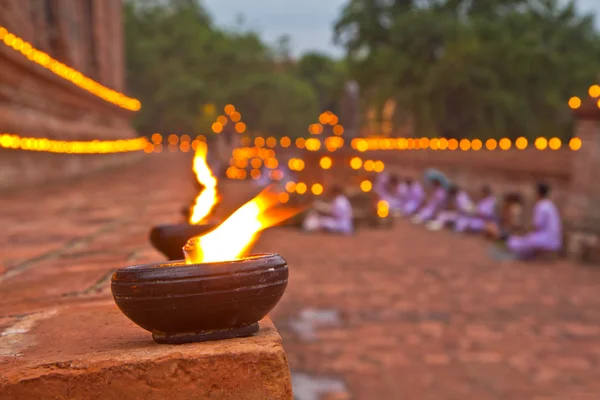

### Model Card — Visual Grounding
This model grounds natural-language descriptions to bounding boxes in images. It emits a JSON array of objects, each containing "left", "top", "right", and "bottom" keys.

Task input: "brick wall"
[{"left": 0, "top": 0, "right": 138, "bottom": 190}]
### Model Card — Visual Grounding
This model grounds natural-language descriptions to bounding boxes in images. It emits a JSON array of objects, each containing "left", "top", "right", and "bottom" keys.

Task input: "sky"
[{"left": 203, "top": 0, "right": 600, "bottom": 58}]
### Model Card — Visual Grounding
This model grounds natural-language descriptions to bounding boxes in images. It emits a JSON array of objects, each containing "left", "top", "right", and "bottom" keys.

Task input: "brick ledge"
[{"left": 0, "top": 301, "right": 292, "bottom": 400}]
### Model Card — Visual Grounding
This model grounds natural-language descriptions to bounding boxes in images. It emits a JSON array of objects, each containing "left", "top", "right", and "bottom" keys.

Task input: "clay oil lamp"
[
  {"left": 111, "top": 253, "right": 288, "bottom": 344},
  {"left": 112, "top": 188, "right": 301, "bottom": 344}
]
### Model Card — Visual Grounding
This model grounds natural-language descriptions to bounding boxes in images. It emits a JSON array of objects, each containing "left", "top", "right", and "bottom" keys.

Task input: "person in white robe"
[{"left": 303, "top": 185, "right": 354, "bottom": 235}]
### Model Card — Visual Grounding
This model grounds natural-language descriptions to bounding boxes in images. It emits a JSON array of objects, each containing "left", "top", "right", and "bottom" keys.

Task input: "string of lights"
[
  {"left": 1, "top": 132, "right": 583, "bottom": 155},
  {"left": 351, "top": 137, "right": 582, "bottom": 151},
  {"left": 0, "top": 26, "right": 141, "bottom": 111},
  {"left": 0, "top": 133, "right": 148, "bottom": 153}
]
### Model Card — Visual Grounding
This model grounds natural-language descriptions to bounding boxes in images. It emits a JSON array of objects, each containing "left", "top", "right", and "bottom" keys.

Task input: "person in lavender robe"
[
  {"left": 426, "top": 185, "right": 473, "bottom": 231},
  {"left": 402, "top": 177, "right": 425, "bottom": 215},
  {"left": 502, "top": 183, "right": 562, "bottom": 259},
  {"left": 378, "top": 174, "right": 405, "bottom": 213},
  {"left": 411, "top": 179, "right": 448, "bottom": 224},
  {"left": 302, "top": 185, "right": 354, "bottom": 235},
  {"left": 374, "top": 171, "right": 390, "bottom": 199},
  {"left": 455, "top": 186, "right": 496, "bottom": 233}
]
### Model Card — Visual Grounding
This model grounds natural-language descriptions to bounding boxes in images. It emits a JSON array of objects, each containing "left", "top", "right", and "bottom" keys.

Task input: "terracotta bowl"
[
  {"left": 111, "top": 253, "right": 288, "bottom": 344},
  {"left": 149, "top": 223, "right": 216, "bottom": 260}
]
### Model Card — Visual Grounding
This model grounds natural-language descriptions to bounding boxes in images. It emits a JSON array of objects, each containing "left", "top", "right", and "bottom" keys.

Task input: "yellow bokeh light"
[
  {"left": 230, "top": 112, "right": 242, "bottom": 122},
  {"left": 364, "top": 160, "right": 375, "bottom": 171},
  {"left": 438, "top": 138, "right": 448, "bottom": 150},
  {"left": 235, "top": 122, "right": 246, "bottom": 133},
  {"left": 235, "top": 158, "right": 248, "bottom": 168},
  {"left": 266, "top": 137, "right": 277, "bottom": 148},
  {"left": 515, "top": 137, "right": 528, "bottom": 150},
  {"left": 350, "top": 156, "right": 362, "bottom": 170},
  {"left": 548, "top": 137, "right": 561, "bottom": 150},
  {"left": 217, "top": 115, "right": 228, "bottom": 126},
  {"left": 429, "top": 138, "right": 439, "bottom": 150},
  {"left": 568, "top": 96, "right": 581, "bottom": 109},
  {"left": 419, "top": 137, "right": 430, "bottom": 149},
  {"left": 374, "top": 160, "right": 385, "bottom": 172},
  {"left": 224, "top": 104, "right": 235, "bottom": 115},
  {"left": 360, "top": 180, "right": 372, "bottom": 192},
  {"left": 278, "top": 192, "right": 289, "bottom": 203},
  {"left": 305, "top": 138, "right": 321, "bottom": 151},
  {"left": 377, "top": 200, "right": 389, "bottom": 218},
  {"left": 309, "top": 124, "right": 323, "bottom": 134},
  {"left": 485, "top": 139, "right": 497, "bottom": 150},
  {"left": 589, "top": 85, "right": 600, "bottom": 98},
  {"left": 569, "top": 137, "right": 582, "bottom": 151},
  {"left": 447, "top": 139, "right": 458, "bottom": 150},
  {"left": 319, "top": 156, "right": 332, "bottom": 169},
  {"left": 296, "top": 182, "right": 307, "bottom": 194},
  {"left": 168, "top": 134, "right": 178, "bottom": 145},
  {"left": 498, "top": 138, "right": 511, "bottom": 150},
  {"left": 471, "top": 139, "right": 482, "bottom": 151},
  {"left": 250, "top": 169, "right": 261, "bottom": 179},
  {"left": 311, "top": 183, "right": 324, "bottom": 195},
  {"left": 151, "top": 133, "right": 162, "bottom": 144},
  {"left": 534, "top": 137, "right": 548, "bottom": 150},
  {"left": 212, "top": 122, "right": 223, "bottom": 133},
  {"left": 285, "top": 181, "right": 297, "bottom": 193},
  {"left": 265, "top": 157, "right": 279, "bottom": 169},
  {"left": 251, "top": 157, "right": 262, "bottom": 169},
  {"left": 356, "top": 140, "right": 368, "bottom": 152},
  {"left": 459, "top": 139, "right": 471, "bottom": 151}
]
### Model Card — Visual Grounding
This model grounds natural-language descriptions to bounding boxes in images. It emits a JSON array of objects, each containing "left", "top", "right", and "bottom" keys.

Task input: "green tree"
[
  {"left": 123, "top": 0, "right": 320, "bottom": 138},
  {"left": 295, "top": 52, "right": 348, "bottom": 113},
  {"left": 334, "top": 0, "right": 600, "bottom": 139}
]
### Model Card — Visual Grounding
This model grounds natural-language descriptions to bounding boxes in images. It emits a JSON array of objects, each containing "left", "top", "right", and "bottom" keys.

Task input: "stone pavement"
[{"left": 1, "top": 154, "right": 600, "bottom": 399}]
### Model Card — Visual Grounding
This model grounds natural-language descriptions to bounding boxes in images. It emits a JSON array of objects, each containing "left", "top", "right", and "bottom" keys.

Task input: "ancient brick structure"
[
  {"left": 564, "top": 99, "right": 600, "bottom": 261},
  {"left": 0, "top": 0, "right": 139, "bottom": 190}
]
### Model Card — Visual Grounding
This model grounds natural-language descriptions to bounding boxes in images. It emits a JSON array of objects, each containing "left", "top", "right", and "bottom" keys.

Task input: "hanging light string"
[
  {"left": 0, "top": 133, "right": 148, "bottom": 154},
  {"left": 0, "top": 26, "right": 141, "bottom": 111}
]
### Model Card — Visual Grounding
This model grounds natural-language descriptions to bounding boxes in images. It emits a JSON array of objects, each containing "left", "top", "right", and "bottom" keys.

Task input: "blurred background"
[{"left": 1, "top": 1, "right": 600, "bottom": 399}]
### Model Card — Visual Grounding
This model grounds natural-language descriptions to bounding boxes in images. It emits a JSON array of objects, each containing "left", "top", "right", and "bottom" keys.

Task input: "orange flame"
[
  {"left": 189, "top": 142, "right": 219, "bottom": 224},
  {"left": 183, "top": 187, "right": 303, "bottom": 264}
]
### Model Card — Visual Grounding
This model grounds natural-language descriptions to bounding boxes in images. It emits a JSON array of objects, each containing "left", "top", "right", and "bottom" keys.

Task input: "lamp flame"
[
  {"left": 183, "top": 187, "right": 303, "bottom": 264},
  {"left": 189, "top": 142, "right": 219, "bottom": 224}
]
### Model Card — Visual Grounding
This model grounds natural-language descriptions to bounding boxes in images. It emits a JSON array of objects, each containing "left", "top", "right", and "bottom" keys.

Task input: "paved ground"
[{"left": 1, "top": 154, "right": 600, "bottom": 399}]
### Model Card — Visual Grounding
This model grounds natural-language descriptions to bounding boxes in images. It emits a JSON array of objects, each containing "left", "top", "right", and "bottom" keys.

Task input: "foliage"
[
  {"left": 123, "top": 0, "right": 332, "bottom": 137},
  {"left": 334, "top": 0, "right": 600, "bottom": 139}
]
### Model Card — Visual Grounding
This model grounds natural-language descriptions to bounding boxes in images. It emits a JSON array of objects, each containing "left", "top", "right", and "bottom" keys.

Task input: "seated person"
[
  {"left": 402, "top": 177, "right": 425, "bottom": 215},
  {"left": 302, "top": 185, "right": 353, "bottom": 235},
  {"left": 502, "top": 183, "right": 562, "bottom": 259},
  {"left": 411, "top": 179, "right": 448, "bottom": 224},
  {"left": 426, "top": 185, "right": 473, "bottom": 231},
  {"left": 379, "top": 174, "right": 405, "bottom": 213},
  {"left": 455, "top": 185, "right": 496, "bottom": 233},
  {"left": 373, "top": 171, "right": 390, "bottom": 198},
  {"left": 484, "top": 192, "right": 525, "bottom": 240}
]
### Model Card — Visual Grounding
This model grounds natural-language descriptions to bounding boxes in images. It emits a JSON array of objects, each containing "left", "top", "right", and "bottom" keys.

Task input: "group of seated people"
[{"left": 303, "top": 169, "right": 564, "bottom": 261}]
